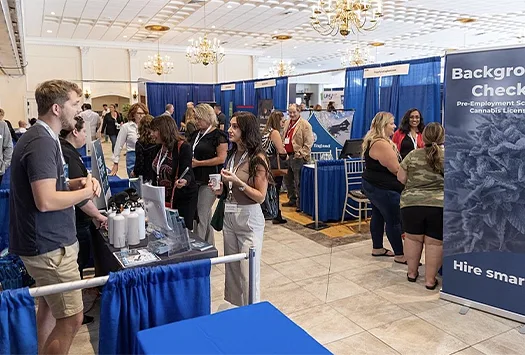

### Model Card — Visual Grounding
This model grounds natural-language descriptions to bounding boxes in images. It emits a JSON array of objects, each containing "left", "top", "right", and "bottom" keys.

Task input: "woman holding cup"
[
  {"left": 189, "top": 104, "right": 228, "bottom": 245},
  {"left": 210, "top": 111, "right": 270, "bottom": 306}
]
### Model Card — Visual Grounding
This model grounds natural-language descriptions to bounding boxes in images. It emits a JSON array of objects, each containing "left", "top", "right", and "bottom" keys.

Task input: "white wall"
[{"left": 0, "top": 43, "right": 256, "bottom": 123}]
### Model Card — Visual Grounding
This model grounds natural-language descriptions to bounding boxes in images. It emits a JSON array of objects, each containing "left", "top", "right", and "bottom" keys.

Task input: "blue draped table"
[
  {"left": 136, "top": 301, "right": 330, "bottom": 355},
  {"left": 300, "top": 159, "right": 361, "bottom": 222}
]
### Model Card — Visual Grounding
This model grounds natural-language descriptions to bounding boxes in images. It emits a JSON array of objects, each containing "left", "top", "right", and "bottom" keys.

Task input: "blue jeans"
[
  {"left": 361, "top": 179, "right": 404, "bottom": 256},
  {"left": 125, "top": 150, "right": 136, "bottom": 177}
]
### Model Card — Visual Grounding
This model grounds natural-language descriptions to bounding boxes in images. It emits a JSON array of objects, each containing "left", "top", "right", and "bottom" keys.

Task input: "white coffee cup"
[{"left": 209, "top": 174, "right": 221, "bottom": 190}]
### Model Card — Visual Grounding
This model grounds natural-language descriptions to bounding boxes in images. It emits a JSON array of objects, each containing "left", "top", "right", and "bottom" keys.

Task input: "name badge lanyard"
[
  {"left": 408, "top": 133, "right": 417, "bottom": 150},
  {"left": 285, "top": 118, "right": 300, "bottom": 138},
  {"left": 192, "top": 125, "right": 212, "bottom": 153},
  {"left": 227, "top": 151, "right": 248, "bottom": 201},
  {"left": 36, "top": 120, "right": 66, "bottom": 168},
  {"left": 156, "top": 148, "right": 169, "bottom": 180}
]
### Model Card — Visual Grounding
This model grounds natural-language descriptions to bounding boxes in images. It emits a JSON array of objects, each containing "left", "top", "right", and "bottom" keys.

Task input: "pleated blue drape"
[
  {"left": 214, "top": 85, "right": 222, "bottom": 107},
  {"left": 146, "top": 83, "right": 214, "bottom": 126},
  {"left": 98, "top": 260, "right": 211, "bottom": 355},
  {"left": 274, "top": 77, "right": 288, "bottom": 111},
  {"left": 0, "top": 287, "right": 37, "bottom": 355},
  {"left": 344, "top": 67, "right": 379, "bottom": 139},
  {"left": 244, "top": 81, "right": 256, "bottom": 108},
  {"left": 234, "top": 82, "right": 244, "bottom": 110},
  {"left": 379, "top": 57, "right": 441, "bottom": 124}
]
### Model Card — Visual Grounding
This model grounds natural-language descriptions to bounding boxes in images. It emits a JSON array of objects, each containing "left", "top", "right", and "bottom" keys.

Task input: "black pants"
[
  {"left": 0, "top": 174, "right": 3, "bottom": 186},
  {"left": 76, "top": 223, "right": 94, "bottom": 279},
  {"left": 274, "top": 176, "right": 284, "bottom": 220}
]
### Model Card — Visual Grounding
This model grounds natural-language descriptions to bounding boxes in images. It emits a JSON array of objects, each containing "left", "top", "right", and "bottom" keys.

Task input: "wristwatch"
[{"left": 238, "top": 183, "right": 246, "bottom": 192}]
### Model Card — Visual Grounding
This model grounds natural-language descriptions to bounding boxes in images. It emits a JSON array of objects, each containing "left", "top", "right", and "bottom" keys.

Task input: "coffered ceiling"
[{"left": 23, "top": 0, "right": 525, "bottom": 72}]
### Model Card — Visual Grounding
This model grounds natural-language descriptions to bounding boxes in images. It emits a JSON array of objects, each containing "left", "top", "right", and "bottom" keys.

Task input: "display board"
[
  {"left": 305, "top": 110, "right": 354, "bottom": 159},
  {"left": 442, "top": 45, "right": 525, "bottom": 322},
  {"left": 91, "top": 139, "right": 111, "bottom": 210},
  {"left": 321, "top": 90, "right": 344, "bottom": 109}
]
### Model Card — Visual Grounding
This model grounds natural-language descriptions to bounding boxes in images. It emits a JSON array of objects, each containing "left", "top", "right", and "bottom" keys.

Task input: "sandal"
[
  {"left": 407, "top": 272, "right": 419, "bottom": 283},
  {"left": 395, "top": 260, "right": 423, "bottom": 266},
  {"left": 371, "top": 249, "right": 394, "bottom": 257},
  {"left": 426, "top": 279, "right": 439, "bottom": 290}
]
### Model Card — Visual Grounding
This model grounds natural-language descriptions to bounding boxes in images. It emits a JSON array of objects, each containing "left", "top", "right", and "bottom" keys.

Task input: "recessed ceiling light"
[
  {"left": 244, "top": 43, "right": 248, "bottom": 45},
  {"left": 124, "top": 35, "right": 128, "bottom": 38},
  {"left": 267, "top": 56, "right": 271, "bottom": 58},
  {"left": 46, "top": 30, "right": 52, "bottom": 33},
  {"left": 138, "top": 19, "right": 143, "bottom": 23},
  {"left": 273, "top": 30, "right": 278, "bottom": 34},
  {"left": 293, "top": 46, "right": 297, "bottom": 48},
  {"left": 227, "top": 5, "right": 232, "bottom": 8},
  {"left": 211, "top": 25, "right": 216, "bottom": 29},
  {"left": 50, "top": 12, "right": 55, "bottom": 15},
  {"left": 318, "top": 64, "right": 321, "bottom": 67},
  {"left": 307, "top": 57, "right": 311, "bottom": 60}
]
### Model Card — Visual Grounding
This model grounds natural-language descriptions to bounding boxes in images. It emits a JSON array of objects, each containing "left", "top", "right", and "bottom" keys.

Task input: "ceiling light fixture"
[
  {"left": 143, "top": 25, "right": 174, "bottom": 76},
  {"left": 46, "top": 30, "right": 52, "bottom": 33},
  {"left": 310, "top": 0, "right": 383, "bottom": 37},
  {"left": 50, "top": 12, "right": 55, "bottom": 15},
  {"left": 186, "top": 0, "right": 225, "bottom": 66},
  {"left": 268, "top": 35, "right": 295, "bottom": 77},
  {"left": 341, "top": 35, "right": 375, "bottom": 67}
]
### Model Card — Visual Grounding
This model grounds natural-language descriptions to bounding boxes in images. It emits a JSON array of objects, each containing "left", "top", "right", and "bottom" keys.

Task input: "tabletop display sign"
[
  {"left": 91, "top": 139, "right": 111, "bottom": 210},
  {"left": 305, "top": 110, "right": 354, "bottom": 159},
  {"left": 442, "top": 45, "right": 525, "bottom": 322}
]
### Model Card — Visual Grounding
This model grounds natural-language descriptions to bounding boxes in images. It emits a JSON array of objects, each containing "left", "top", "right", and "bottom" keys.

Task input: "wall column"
[
  {"left": 80, "top": 46, "right": 93, "bottom": 104},
  {"left": 128, "top": 49, "right": 139, "bottom": 104}
]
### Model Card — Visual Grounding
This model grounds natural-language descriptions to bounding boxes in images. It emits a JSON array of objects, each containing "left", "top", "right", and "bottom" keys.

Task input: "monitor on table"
[{"left": 339, "top": 139, "right": 363, "bottom": 159}]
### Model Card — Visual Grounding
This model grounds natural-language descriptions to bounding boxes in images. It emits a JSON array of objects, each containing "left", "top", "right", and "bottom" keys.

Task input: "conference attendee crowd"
[{"left": 4, "top": 79, "right": 444, "bottom": 353}]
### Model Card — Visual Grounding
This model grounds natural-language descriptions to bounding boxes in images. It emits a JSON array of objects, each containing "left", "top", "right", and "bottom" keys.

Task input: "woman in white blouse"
[{"left": 110, "top": 103, "right": 148, "bottom": 177}]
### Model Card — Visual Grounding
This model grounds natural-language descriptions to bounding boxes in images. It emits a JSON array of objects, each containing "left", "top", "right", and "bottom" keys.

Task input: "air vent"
[{"left": 282, "top": 10, "right": 293, "bottom": 15}]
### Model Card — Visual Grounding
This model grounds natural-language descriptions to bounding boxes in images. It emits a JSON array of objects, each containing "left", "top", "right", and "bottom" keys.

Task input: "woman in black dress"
[
  {"left": 150, "top": 115, "right": 198, "bottom": 229},
  {"left": 99, "top": 104, "right": 120, "bottom": 150}
]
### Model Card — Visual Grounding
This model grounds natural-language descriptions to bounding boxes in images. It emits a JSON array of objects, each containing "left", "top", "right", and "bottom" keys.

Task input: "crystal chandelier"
[
  {"left": 310, "top": 0, "right": 383, "bottom": 37},
  {"left": 269, "top": 36, "right": 295, "bottom": 77},
  {"left": 143, "top": 26, "right": 173, "bottom": 76},
  {"left": 186, "top": 0, "right": 225, "bottom": 66},
  {"left": 340, "top": 44, "right": 373, "bottom": 67}
]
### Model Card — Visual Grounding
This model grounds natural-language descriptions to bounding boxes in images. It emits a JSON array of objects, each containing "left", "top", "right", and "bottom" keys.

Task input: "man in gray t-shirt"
[{"left": 9, "top": 80, "right": 101, "bottom": 354}]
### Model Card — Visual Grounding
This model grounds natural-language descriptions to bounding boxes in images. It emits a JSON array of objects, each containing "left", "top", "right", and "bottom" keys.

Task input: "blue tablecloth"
[
  {"left": 136, "top": 302, "right": 330, "bottom": 355},
  {"left": 300, "top": 159, "right": 361, "bottom": 222},
  {"left": 81, "top": 156, "right": 91, "bottom": 170}
]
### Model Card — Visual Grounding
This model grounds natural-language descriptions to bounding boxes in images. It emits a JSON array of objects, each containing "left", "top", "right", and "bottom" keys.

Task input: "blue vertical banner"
[{"left": 443, "top": 46, "right": 525, "bottom": 320}]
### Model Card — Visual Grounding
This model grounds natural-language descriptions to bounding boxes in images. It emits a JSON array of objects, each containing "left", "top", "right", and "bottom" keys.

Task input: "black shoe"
[
  {"left": 426, "top": 279, "right": 439, "bottom": 290},
  {"left": 407, "top": 272, "right": 419, "bottom": 283},
  {"left": 272, "top": 218, "right": 287, "bottom": 224},
  {"left": 295, "top": 208, "right": 301, "bottom": 213},
  {"left": 282, "top": 201, "right": 297, "bottom": 207},
  {"left": 82, "top": 315, "right": 94, "bottom": 325}
]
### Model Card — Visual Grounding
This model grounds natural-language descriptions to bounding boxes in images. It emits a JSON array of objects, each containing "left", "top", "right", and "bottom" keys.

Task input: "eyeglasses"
[{"left": 136, "top": 111, "right": 146, "bottom": 115}]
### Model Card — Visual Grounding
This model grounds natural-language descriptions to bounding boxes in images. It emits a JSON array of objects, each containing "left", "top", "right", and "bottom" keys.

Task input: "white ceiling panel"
[{"left": 23, "top": 0, "right": 525, "bottom": 74}]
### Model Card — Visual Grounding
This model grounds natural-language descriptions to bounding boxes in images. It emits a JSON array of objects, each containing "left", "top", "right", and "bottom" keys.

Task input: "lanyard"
[
  {"left": 192, "top": 126, "right": 212, "bottom": 153},
  {"left": 408, "top": 133, "right": 417, "bottom": 150},
  {"left": 156, "top": 147, "right": 169, "bottom": 178},
  {"left": 227, "top": 151, "right": 248, "bottom": 200},
  {"left": 285, "top": 118, "right": 300, "bottom": 138},
  {"left": 36, "top": 120, "right": 66, "bottom": 167}
]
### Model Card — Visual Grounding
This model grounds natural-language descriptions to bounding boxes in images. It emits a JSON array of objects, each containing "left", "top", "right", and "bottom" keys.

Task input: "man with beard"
[{"left": 9, "top": 80, "right": 101, "bottom": 354}]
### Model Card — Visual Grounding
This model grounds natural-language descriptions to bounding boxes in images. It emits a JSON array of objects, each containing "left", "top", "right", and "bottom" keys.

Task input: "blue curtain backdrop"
[
  {"left": 0, "top": 287, "right": 37, "bottom": 355},
  {"left": 234, "top": 82, "right": 244, "bottom": 110},
  {"left": 98, "top": 260, "right": 211, "bottom": 355},
  {"left": 146, "top": 83, "right": 214, "bottom": 125},
  {"left": 344, "top": 66, "right": 379, "bottom": 139},
  {"left": 379, "top": 57, "right": 441, "bottom": 125},
  {"left": 244, "top": 80, "right": 256, "bottom": 108}
]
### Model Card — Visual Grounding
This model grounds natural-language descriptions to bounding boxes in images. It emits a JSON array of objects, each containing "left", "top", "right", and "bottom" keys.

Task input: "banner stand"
[
  {"left": 305, "top": 161, "right": 329, "bottom": 231},
  {"left": 440, "top": 293, "right": 525, "bottom": 325}
]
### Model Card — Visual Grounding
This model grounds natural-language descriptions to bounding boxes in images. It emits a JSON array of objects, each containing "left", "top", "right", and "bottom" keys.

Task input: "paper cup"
[{"left": 209, "top": 174, "right": 221, "bottom": 190}]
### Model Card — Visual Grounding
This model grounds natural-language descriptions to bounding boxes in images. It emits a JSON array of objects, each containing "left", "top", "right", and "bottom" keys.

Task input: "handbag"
[
  {"left": 261, "top": 183, "right": 279, "bottom": 220},
  {"left": 210, "top": 196, "right": 226, "bottom": 231},
  {"left": 270, "top": 154, "right": 288, "bottom": 177}
]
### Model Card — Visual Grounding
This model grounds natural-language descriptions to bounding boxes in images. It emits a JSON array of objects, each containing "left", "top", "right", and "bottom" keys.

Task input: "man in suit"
[
  {"left": 214, "top": 104, "right": 226, "bottom": 131},
  {"left": 163, "top": 103, "right": 174, "bottom": 117}
]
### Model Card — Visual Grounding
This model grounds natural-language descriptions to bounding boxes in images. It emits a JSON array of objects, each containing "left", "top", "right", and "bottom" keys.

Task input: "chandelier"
[
  {"left": 186, "top": 0, "right": 225, "bottom": 65},
  {"left": 143, "top": 25, "right": 173, "bottom": 76},
  {"left": 310, "top": 0, "right": 383, "bottom": 37},
  {"left": 269, "top": 35, "right": 295, "bottom": 77},
  {"left": 340, "top": 44, "right": 373, "bottom": 67}
]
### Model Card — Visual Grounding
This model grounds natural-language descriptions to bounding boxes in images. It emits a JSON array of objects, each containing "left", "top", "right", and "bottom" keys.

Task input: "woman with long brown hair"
[
  {"left": 150, "top": 115, "right": 198, "bottom": 229},
  {"left": 133, "top": 114, "right": 160, "bottom": 183},
  {"left": 211, "top": 111, "right": 270, "bottom": 306},
  {"left": 262, "top": 110, "right": 287, "bottom": 224},
  {"left": 397, "top": 122, "right": 444, "bottom": 290}
]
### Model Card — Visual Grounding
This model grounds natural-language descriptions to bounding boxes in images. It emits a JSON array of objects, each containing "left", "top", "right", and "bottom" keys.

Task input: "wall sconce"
[
  {"left": 132, "top": 90, "right": 138, "bottom": 100},
  {"left": 84, "top": 89, "right": 91, "bottom": 99}
]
